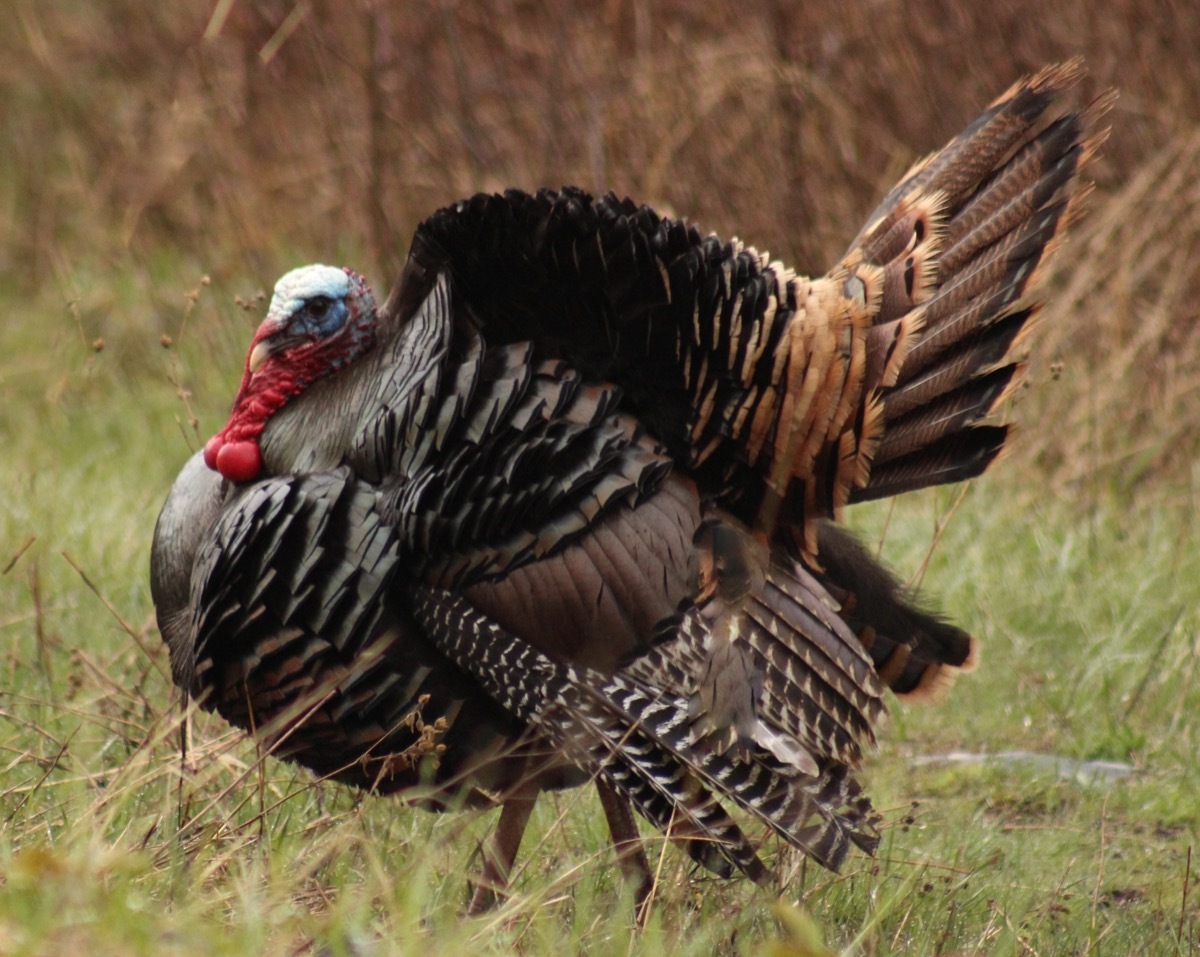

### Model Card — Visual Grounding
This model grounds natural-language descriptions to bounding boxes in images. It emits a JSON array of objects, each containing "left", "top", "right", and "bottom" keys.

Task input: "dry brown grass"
[{"left": 4, "top": 0, "right": 1200, "bottom": 483}]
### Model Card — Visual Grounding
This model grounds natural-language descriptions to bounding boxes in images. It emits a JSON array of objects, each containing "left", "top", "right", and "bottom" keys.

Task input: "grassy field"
[
  {"left": 1, "top": 244, "right": 1197, "bottom": 957},
  {"left": 4, "top": 2, "right": 1200, "bottom": 954}
]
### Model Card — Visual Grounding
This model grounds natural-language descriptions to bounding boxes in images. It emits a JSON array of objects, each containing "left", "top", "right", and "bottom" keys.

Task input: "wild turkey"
[{"left": 151, "top": 62, "right": 1109, "bottom": 911}]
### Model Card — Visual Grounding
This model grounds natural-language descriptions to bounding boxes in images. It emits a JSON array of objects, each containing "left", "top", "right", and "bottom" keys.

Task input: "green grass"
[{"left": 1, "top": 268, "right": 1197, "bottom": 957}]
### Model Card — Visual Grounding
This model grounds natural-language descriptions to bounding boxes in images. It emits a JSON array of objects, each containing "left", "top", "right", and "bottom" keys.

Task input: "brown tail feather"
[
  {"left": 830, "top": 62, "right": 1111, "bottom": 511},
  {"left": 882, "top": 310, "right": 1030, "bottom": 422},
  {"left": 939, "top": 116, "right": 1085, "bottom": 275},
  {"left": 852, "top": 426, "right": 1010, "bottom": 503},
  {"left": 854, "top": 60, "right": 1090, "bottom": 259},
  {"left": 874, "top": 364, "right": 1021, "bottom": 467},
  {"left": 815, "top": 522, "right": 978, "bottom": 700}
]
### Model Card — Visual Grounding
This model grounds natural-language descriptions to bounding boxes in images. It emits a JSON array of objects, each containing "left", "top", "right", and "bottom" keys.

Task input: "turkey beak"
[
  {"left": 247, "top": 320, "right": 302, "bottom": 373},
  {"left": 248, "top": 339, "right": 273, "bottom": 373}
]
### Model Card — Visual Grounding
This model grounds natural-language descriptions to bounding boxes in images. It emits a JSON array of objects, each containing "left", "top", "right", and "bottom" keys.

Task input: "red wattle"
[
  {"left": 203, "top": 434, "right": 223, "bottom": 471},
  {"left": 215, "top": 441, "right": 263, "bottom": 483}
]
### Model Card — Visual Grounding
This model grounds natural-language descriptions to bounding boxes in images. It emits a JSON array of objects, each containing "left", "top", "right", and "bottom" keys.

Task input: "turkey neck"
[{"left": 258, "top": 344, "right": 384, "bottom": 475}]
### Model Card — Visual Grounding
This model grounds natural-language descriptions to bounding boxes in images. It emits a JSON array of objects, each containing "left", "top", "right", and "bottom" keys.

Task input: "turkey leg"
[
  {"left": 467, "top": 793, "right": 538, "bottom": 914},
  {"left": 595, "top": 779, "right": 654, "bottom": 923}
]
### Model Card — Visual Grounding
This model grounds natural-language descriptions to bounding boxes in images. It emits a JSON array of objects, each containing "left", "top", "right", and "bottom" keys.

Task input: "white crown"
[{"left": 268, "top": 264, "right": 350, "bottom": 318}]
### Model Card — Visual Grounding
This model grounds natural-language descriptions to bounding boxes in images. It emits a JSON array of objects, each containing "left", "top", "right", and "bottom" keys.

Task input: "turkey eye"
[{"left": 308, "top": 297, "right": 331, "bottom": 320}]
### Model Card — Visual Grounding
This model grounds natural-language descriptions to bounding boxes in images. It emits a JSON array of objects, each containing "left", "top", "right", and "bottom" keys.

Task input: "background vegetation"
[{"left": 2, "top": 1, "right": 1199, "bottom": 954}]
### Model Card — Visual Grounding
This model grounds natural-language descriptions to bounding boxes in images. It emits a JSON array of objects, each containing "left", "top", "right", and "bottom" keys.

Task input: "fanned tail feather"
[{"left": 842, "top": 61, "right": 1112, "bottom": 506}]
